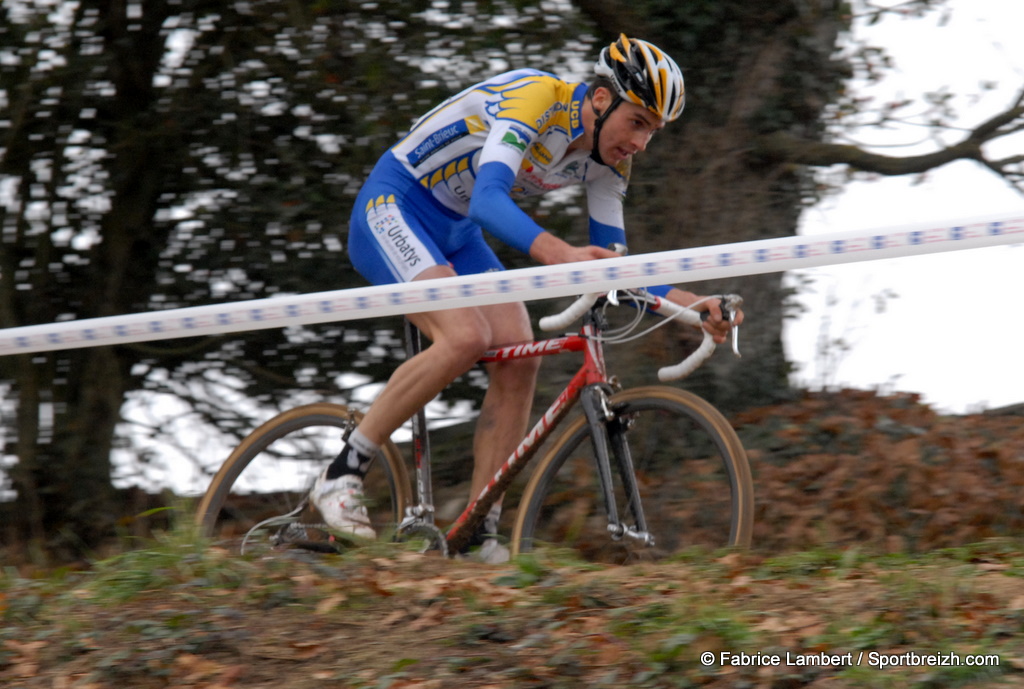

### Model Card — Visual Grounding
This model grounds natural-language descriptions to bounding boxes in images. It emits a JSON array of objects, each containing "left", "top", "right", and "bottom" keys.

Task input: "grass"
[{"left": 2, "top": 515, "right": 1024, "bottom": 688}]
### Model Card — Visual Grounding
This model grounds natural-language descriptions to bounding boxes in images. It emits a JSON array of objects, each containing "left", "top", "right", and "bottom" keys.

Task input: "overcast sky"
[{"left": 786, "top": 0, "right": 1024, "bottom": 414}]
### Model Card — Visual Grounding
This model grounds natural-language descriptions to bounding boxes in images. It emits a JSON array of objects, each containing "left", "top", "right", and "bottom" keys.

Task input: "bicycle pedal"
[
  {"left": 271, "top": 521, "right": 312, "bottom": 545},
  {"left": 273, "top": 523, "right": 352, "bottom": 553},
  {"left": 288, "top": 539, "right": 344, "bottom": 554}
]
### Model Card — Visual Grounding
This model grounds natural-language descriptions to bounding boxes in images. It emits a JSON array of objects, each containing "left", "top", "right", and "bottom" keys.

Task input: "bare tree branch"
[{"left": 755, "top": 86, "right": 1024, "bottom": 193}]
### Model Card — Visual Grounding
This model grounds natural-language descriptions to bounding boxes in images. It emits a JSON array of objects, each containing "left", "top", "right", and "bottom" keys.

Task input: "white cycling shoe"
[
  {"left": 310, "top": 471, "right": 376, "bottom": 539},
  {"left": 473, "top": 538, "right": 510, "bottom": 564}
]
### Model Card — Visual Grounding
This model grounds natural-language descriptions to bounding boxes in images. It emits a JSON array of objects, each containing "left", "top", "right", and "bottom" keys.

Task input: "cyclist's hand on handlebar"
[
  {"left": 529, "top": 232, "right": 621, "bottom": 265},
  {"left": 703, "top": 300, "right": 744, "bottom": 344},
  {"left": 666, "top": 288, "right": 744, "bottom": 344},
  {"left": 568, "top": 244, "right": 622, "bottom": 262}
]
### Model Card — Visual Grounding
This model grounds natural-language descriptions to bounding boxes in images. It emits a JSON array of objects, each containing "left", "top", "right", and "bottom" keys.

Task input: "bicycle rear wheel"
[
  {"left": 512, "top": 386, "right": 753, "bottom": 563},
  {"left": 195, "top": 403, "right": 411, "bottom": 550}
]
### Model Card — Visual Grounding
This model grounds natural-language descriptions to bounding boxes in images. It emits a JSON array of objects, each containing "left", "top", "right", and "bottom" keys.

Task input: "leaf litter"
[{"left": 3, "top": 389, "right": 1024, "bottom": 688}]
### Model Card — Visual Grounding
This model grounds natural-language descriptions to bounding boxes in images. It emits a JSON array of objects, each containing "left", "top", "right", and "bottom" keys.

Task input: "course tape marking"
[{"left": 1, "top": 214, "right": 1021, "bottom": 356}]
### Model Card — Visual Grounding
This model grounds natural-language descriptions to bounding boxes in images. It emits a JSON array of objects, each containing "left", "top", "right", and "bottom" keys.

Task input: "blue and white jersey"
[{"left": 390, "top": 69, "right": 630, "bottom": 234}]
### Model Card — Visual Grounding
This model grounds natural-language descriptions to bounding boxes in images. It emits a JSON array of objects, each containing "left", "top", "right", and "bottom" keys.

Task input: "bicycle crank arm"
[
  {"left": 607, "top": 523, "right": 656, "bottom": 546},
  {"left": 398, "top": 516, "right": 449, "bottom": 556}
]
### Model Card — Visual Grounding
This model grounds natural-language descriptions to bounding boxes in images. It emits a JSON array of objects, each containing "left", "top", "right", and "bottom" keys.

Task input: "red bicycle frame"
[{"left": 438, "top": 319, "right": 613, "bottom": 553}]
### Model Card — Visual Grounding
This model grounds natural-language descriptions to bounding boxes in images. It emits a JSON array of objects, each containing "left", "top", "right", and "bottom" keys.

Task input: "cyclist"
[{"left": 313, "top": 34, "right": 743, "bottom": 560}]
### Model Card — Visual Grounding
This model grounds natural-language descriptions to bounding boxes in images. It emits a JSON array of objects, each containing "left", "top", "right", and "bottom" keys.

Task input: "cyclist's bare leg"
[
  {"left": 356, "top": 266, "right": 528, "bottom": 447},
  {"left": 355, "top": 265, "right": 539, "bottom": 518},
  {"left": 313, "top": 265, "right": 502, "bottom": 537},
  {"left": 468, "top": 309, "right": 539, "bottom": 505}
]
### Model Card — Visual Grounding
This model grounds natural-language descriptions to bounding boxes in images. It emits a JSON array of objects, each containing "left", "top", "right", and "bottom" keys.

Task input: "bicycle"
[{"left": 195, "top": 288, "right": 754, "bottom": 563}]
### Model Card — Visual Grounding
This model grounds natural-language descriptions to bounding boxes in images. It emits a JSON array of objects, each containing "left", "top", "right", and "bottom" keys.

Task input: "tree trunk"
[
  {"left": 595, "top": 2, "right": 844, "bottom": 412},
  {"left": 626, "top": 121, "right": 801, "bottom": 411},
  {"left": 1, "top": 1, "right": 172, "bottom": 559},
  {"left": 8, "top": 350, "right": 127, "bottom": 560}
]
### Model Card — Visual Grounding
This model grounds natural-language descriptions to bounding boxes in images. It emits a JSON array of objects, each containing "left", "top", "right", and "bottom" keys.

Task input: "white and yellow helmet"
[{"left": 595, "top": 34, "right": 685, "bottom": 124}]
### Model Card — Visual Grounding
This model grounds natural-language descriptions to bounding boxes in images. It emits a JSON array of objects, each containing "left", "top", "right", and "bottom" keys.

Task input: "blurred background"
[
  {"left": 788, "top": 0, "right": 1023, "bottom": 414},
  {"left": 1, "top": 0, "right": 1021, "bottom": 558}
]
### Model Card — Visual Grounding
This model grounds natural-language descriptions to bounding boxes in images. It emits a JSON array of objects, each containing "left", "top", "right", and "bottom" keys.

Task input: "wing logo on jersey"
[
  {"left": 478, "top": 76, "right": 580, "bottom": 138},
  {"left": 479, "top": 75, "right": 565, "bottom": 128},
  {"left": 418, "top": 152, "right": 477, "bottom": 204}
]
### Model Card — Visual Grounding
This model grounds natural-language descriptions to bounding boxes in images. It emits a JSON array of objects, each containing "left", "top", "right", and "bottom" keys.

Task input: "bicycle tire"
[
  {"left": 195, "top": 403, "right": 411, "bottom": 549},
  {"left": 511, "top": 386, "right": 753, "bottom": 563}
]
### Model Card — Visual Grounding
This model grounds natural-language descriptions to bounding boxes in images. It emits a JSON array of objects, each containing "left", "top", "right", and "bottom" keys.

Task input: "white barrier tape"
[{"left": 1, "top": 214, "right": 1021, "bottom": 356}]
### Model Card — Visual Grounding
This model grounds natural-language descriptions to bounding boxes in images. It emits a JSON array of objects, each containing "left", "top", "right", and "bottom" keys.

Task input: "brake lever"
[
  {"left": 723, "top": 294, "right": 742, "bottom": 358},
  {"left": 699, "top": 295, "right": 742, "bottom": 358}
]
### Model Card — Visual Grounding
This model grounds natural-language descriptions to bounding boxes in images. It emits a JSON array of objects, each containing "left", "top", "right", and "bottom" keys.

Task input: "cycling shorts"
[{"left": 348, "top": 151, "right": 504, "bottom": 285}]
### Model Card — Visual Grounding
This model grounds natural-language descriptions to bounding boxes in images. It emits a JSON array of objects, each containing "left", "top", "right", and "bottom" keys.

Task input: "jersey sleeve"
[
  {"left": 468, "top": 82, "right": 555, "bottom": 254},
  {"left": 588, "top": 217, "right": 626, "bottom": 250},
  {"left": 468, "top": 160, "right": 546, "bottom": 254},
  {"left": 586, "top": 167, "right": 672, "bottom": 298},
  {"left": 585, "top": 162, "right": 627, "bottom": 240}
]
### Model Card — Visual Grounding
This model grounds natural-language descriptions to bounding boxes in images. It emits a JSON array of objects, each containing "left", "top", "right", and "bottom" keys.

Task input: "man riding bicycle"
[{"left": 313, "top": 34, "right": 744, "bottom": 561}]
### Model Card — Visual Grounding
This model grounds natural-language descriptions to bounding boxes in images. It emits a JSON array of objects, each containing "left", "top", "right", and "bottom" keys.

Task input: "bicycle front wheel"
[
  {"left": 195, "top": 403, "right": 411, "bottom": 550},
  {"left": 512, "top": 386, "right": 753, "bottom": 563}
]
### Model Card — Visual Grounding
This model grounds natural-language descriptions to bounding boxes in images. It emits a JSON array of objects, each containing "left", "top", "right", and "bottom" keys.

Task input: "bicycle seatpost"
[{"left": 404, "top": 320, "right": 436, "bottom": 522}]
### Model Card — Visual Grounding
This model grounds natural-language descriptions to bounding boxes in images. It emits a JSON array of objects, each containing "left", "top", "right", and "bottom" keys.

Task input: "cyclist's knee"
[
  {"left": 418, "top": 313, "right": 493, "bottom": 365},
  {"left": 452, "top": 327, "right": 493, "bottom": 364}
]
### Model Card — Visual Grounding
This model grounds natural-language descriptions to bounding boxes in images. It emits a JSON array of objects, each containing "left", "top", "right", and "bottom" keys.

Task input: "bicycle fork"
[{"left": 580, "top": 385, "right": 656, "bottom": 547}]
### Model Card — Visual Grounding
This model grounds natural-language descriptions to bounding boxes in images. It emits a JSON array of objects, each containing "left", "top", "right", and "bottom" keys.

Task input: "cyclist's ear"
[{"left": 591, "top": 86, "right": 613, "bottom": 110}]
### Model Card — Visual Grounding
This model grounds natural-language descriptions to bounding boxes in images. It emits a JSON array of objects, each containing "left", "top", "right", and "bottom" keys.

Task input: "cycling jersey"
[
  {"left": 390, "top": 68, "right": 629, "bottom": 253},
  {"left": 349, "top": 68, "right": 670, "bottom": 296}
]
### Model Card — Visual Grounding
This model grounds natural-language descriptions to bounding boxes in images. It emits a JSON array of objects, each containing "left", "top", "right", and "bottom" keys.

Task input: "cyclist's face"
[{"left": 592, "top": 89, "right": 664, "bottom": 164}]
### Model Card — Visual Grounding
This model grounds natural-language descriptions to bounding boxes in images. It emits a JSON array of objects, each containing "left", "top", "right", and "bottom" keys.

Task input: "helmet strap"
[{"left": 589, "top": 95, "right": 622, "bottom": 166}]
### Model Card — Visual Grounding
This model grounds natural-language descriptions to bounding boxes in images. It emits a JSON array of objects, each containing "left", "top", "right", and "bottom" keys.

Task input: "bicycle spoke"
[
  {"left": 196, "top": 404, "right": 409, "bottom": 553},
  {"left": 513, "top": 387, "right": 752, "bottom": 564}
]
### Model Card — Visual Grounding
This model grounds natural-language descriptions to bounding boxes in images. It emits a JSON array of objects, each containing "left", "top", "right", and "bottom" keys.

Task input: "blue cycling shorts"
[{"left": 348, "top": 151, "right": 504, "bottom": 285}]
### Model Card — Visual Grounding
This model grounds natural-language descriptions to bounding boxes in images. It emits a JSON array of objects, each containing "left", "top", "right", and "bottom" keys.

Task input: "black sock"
[
  {"left": 324, "top": 443, "right": 374, "bottom": 480},
  {"left": 324, "top": 428, "right": 378, "bottom": 480}
]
